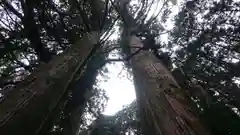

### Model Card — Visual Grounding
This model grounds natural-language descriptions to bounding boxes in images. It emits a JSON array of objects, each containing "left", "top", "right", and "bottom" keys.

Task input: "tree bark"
[
  {"left": 0, "top": 32, "right": 98, "bottom": 135},
  {"left": 129, "top": 36, "right": 210, "bottom": 135}
]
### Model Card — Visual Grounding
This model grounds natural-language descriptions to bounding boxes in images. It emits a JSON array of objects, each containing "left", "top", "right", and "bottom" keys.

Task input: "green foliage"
[
  {"left": 168, "top": 0, "right": 240, "bottom": 134},
  {"left": 0, "top": 0, "right": 115, "bottom": 135},
  {"left": 0, "top": 0, "right": 117, "bottom": 88},
  {"left": 89, "top": 101, "right": 142, "bottom": 135},
  {"left": 88, "top": 1, "right": 240, "bottom": 135},
  {"left": 2, "top": 0, "right": 240, "bottom": 135}
]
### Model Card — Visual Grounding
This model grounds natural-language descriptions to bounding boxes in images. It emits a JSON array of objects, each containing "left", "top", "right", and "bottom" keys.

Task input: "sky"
[
  {"left": 100, "top": 0, "right": 181, "bottom": 116},
  {"left": 99, "top": 62, "right": 136, "bottom": 115}
]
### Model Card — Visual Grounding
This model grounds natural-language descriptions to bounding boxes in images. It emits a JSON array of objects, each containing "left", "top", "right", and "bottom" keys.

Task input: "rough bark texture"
[
  {"left": 0, "top": 32, "right": 97, "bottom": 135},
  {"left": 130, "top": 36, "right": 210, "bottom": 135}
]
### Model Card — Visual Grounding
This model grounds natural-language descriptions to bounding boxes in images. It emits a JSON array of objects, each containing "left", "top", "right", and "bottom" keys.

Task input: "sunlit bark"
[{"left": 130, "top": 36, "right": 210, "bottom": 135}]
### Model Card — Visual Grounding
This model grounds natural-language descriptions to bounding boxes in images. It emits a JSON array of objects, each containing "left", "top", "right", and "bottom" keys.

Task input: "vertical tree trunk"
[
  {"left": 0, "top": 32, "right": 99, "bottom": 135},
  {"left": 129, "top": 36, "right": 210, "bottom": 135}
]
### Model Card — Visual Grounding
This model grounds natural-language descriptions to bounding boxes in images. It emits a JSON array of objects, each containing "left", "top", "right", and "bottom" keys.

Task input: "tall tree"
[
  {"left": 0, "top": 32, "right": 98, "bottom": 135},
  {"left": 129, "top": 35, "right": 210, "bottom": 135},
  {"left": 0, "top": 0, "right": 110, "bottom": 134},
  {"left": 2, "top": 0, "right": 240, "bottom": 135},
  {"left": 115, "top": 0, "right": 211, "bottom": 134}
]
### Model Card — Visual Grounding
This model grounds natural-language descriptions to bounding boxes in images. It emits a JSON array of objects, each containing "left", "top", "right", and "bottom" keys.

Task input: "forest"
[{"left": 0, "top": 0, "right": 240, "bottom": 135}]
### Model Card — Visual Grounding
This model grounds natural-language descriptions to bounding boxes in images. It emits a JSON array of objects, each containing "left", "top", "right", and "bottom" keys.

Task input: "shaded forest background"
[{"left": 0, "top": 0, "right": 240, "bottom": 135}]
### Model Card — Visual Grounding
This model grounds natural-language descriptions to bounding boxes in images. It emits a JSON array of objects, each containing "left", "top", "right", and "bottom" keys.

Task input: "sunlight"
[{"left": 99, "top": 62, "right": 136, "bottom": 115}]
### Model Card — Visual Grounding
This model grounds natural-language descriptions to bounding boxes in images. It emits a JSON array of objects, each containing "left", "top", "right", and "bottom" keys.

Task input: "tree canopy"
[{"left": 1, "top": 0, "right": 240, "bottom": 135}]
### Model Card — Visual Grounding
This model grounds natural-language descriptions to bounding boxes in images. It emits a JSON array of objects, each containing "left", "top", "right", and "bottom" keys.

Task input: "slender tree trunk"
[
  {"left": 129, "top": 36, "right": 210, "bottom": 135},
  {"left": 0, "top": 32, "right": 99, "bottom": 135}
]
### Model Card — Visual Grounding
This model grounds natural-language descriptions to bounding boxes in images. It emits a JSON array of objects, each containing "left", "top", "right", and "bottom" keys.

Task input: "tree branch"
[
  {"left": 2, "top": 0, "right": 23, "bottom": 19},
  {"left": 105, "top": 47, "right": 143, "bottom": 62}
]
